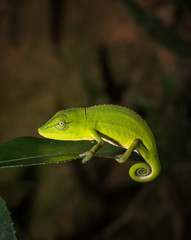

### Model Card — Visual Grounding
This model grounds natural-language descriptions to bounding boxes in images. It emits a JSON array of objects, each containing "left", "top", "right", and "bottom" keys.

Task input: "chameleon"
[{"left": 38, "top": 105, "right": 161, "bottom": 182}]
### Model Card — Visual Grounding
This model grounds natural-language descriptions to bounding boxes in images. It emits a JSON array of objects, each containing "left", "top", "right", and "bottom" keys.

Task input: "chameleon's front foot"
[
  {"left": 80, "top": 136, "right": 104, "bottom": 164},
  {"left": 80, "top": 151, "right": 93, "bottom": 164},
  {"left": 114, "top": 155, "right": 127, "bottom": 163}
]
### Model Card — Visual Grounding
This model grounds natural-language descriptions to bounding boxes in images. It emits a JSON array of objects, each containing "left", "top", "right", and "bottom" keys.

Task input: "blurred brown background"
[{"left": 0, "top": 0, "right": 191, "bottom": 239}]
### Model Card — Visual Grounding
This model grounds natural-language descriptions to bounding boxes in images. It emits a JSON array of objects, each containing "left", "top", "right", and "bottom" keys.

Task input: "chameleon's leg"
[
  {"left": 115, "top": 139, "right": 140, "bottom": 163},
  {"left": 80, "top": 130, "right": 104, "bottom": 164}
]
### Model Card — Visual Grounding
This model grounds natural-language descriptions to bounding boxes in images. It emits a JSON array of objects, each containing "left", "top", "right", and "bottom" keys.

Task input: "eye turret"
[{"left": 59, "top": 121, "right": 65, "bottom": 126}]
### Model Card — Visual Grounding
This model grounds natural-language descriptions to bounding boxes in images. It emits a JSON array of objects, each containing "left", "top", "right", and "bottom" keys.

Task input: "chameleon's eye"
[
  {"left": 59, "top": 121, "right": 65, "bottom": 126},
  {"left": 54, "top": 114, "right": 71, "bottom": 131},
  {"left": 55, "top": 121, "right": 67, "bottom": 130}
]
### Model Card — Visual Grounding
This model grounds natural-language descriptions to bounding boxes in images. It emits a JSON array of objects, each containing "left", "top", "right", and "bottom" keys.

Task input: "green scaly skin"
[{"left": 38, "top": 105, "right": 161, "bottom": 182}]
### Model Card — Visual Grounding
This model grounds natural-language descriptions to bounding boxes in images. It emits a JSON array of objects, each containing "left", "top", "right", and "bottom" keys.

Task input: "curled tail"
[{"left": 129, "top": 155, "right": 161, "bottom": 182}]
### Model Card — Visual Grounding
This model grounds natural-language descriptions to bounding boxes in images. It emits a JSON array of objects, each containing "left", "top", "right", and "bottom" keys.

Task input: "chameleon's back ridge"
[{"left": 86, "top": 104, "right": 156, "bottom": 151}]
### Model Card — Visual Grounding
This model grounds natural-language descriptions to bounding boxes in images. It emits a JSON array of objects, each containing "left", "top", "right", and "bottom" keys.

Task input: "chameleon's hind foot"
[
  {"left": 114, "top": 155, "right": 126, "bottom": 163},
  {"left": 115, "top": 139, "right": 140, "bottom": 164}
]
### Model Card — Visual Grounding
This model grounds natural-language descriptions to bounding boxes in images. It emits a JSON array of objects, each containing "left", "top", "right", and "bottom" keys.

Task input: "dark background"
[{"left": 0, "top": 0, "right": 190, "bottom": 239}]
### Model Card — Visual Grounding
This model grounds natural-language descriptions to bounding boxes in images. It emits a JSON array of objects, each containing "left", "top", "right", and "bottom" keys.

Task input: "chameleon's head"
[{"left": 38, "top": 108, "right": 85, "bottom": 140}]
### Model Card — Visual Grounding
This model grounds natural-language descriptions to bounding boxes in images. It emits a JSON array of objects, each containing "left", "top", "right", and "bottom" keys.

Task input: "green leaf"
[
  {"left": 0, "top": 137, "right": 127, "bottom": 168},
  {"left": 0, "top": 196, "right": 17, "bottom": 240}
]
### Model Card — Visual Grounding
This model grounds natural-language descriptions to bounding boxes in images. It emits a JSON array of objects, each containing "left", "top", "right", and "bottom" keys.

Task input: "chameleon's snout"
[
  {"left": 38, "top": 121, "right": 57, "bottom": 138},
  {"left": 38, "top": 124, "right": 48, "bottom": 136},
  {"left": 38, "top": 126, "right": 44, "bottom": 136}
]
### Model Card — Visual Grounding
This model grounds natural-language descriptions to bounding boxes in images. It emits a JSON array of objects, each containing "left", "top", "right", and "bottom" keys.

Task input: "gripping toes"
[
  {"left": 80, "top": 151, "right": 93, "bottom": 163},
  {"left": 114, "top": 154, "right": 126, "bottom": 163}
]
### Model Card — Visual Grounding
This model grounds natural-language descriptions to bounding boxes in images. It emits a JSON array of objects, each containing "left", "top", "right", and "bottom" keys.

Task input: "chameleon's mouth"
[
  {"left": 38, "top": 124, "right": 52, "bottom": 136},
  {"left": 38, "top": 121, "right": 53, "bottom": 132},
  {"left": 38, "top": 128, "right": 56, "bottom": 139},
  {"left": 38, "top": 125, "right": 64, "bottom": 140},
  {"left": 38, "top": 128, "right": 46, "bottom": 137},
  {"left": 38, "top": 128, "right": 43, "bottom": 134}
]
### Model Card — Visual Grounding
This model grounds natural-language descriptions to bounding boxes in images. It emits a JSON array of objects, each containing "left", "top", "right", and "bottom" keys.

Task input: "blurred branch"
[
  {"left": 50, "top": 0, "right": 67, "bottom": 45},
  {"left": 98, "top": 183, "right": 154, "bottom": 239},
  {"left": 99, "top": 46, "right": 127, "bottom": 104},
  {"left": 80, "top": 55, "right": 103, "bottom": 105},
  {"left": 174, "top": 0, "right": 191, "bottom": 12},
  {"left": 157, "top": 179, "right": 184, "bottom": 240},
  {"left": 116, "top": 0, "right": 191, "bottom": 57},
  {"left": 9, "top": 0, "right": 21, "bottom": 45}
]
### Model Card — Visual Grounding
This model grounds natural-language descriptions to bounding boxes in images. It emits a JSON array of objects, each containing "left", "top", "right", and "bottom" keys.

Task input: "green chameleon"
[{"left": 38, "top": 105, "right": 161, "bottom": 182}]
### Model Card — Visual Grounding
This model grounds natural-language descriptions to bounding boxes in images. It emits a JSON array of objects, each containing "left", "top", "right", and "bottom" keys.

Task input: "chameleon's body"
[{"left": 38, "top": 105, "right": 161, "bottom": 182}]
